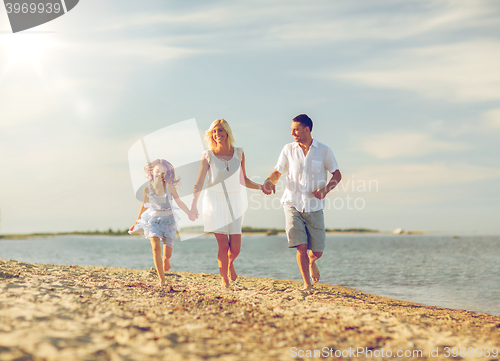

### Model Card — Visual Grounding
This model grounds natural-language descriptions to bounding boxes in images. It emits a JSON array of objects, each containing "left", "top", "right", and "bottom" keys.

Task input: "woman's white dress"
[{"left": 202, "top": 147, "right": 247, "bottom": 235}]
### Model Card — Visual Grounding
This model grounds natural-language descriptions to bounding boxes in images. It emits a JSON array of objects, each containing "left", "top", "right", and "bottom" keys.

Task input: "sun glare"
[{"left": 2, "top": 34, "right": 54, "bottom": 67}]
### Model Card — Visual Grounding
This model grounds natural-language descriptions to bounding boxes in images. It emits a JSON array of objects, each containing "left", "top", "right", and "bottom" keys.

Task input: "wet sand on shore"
[{"left": 1, "top": 258, "right": 499, "bottom": 360}]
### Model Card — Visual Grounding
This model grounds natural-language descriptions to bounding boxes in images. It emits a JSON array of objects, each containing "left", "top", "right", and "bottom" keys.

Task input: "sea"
[{"left": 1, "top": 233, "right": 499, "bottom": 316}]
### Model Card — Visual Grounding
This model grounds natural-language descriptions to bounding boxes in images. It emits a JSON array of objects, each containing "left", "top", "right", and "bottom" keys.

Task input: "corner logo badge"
[{"left": 4, "top": 0, "right": 79, "bottom": 33}]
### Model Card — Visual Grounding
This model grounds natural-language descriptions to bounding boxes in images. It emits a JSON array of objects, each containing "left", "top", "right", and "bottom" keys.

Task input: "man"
[{"left": 263, "top": 114, "right": 341, "bottom": 291}]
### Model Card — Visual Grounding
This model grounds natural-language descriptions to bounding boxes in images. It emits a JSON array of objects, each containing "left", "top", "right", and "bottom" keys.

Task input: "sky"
[{"left": 1, "top": 0, "right": 499, "bottom": 235}]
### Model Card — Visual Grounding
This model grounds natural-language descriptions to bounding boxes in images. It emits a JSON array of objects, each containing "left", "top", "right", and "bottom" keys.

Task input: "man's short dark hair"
[{"left": 293, "top": 114, "right": 313, "bottom": 131}]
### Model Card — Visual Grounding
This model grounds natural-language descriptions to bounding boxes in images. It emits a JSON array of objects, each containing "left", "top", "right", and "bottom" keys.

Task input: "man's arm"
[
  {"left": 312, "top": 170, "right": 342, "bottom": 199},
  {"left": 262, "top": 169, "right": 281, "bottom": 195},
  {"left": 264, "top": 145, "right": 287, "bottom": 195}
]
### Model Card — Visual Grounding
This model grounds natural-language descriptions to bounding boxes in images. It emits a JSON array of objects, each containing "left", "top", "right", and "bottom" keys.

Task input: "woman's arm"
[
  {"left": 168, "top": 184, "right": 191, "bottom": 215},
  {"left": 190, "top": 154, "right": 210, "bottom": 219},
  {"left": 240, "top": 151, "right": 263, "bottom": 190}
]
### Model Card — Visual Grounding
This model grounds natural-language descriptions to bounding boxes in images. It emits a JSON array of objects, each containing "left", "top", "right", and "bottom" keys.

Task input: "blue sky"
[{"left": 1, "top": 0, "right": 499, "bottom": 234}]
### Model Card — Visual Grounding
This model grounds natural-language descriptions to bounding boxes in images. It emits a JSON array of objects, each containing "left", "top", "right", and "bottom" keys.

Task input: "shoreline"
[
  {"left": 0, "top": 230, "right": 420, "bottom": 240},
  {"left": 0, "top": 227, "right": 386, "bottom": 239},
  {"left": 1, "top": 259, "right": 499, "bottom": 360}
]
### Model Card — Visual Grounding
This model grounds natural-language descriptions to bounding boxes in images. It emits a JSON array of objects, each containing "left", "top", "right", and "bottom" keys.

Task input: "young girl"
[{"left": 129, "top": 159, "right": 191, "bottom": 288}]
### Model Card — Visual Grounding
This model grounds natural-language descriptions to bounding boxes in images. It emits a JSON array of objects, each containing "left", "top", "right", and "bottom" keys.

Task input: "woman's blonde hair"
[
  {"left": 205, "top": 119, "right": 235, "bottom": 150},
  {"left": 144, "top": 159, "right": 180, "bottom": 188}
]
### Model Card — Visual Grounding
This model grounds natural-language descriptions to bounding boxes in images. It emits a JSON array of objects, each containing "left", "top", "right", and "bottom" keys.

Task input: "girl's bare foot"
[
  {"left": 229, "top": 263, "right": 238, "bottom": 282},
  {"left": 163, "top": 258, "right": 171, "bottom": 272},
  {"left": 158, "top": 282, "right": 173, "bottom": 291}
]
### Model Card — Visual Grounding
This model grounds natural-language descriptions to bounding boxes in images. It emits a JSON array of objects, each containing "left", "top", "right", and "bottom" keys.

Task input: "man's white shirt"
[{"left": 275, "top": 139, "right": 338, "bottom": 213}]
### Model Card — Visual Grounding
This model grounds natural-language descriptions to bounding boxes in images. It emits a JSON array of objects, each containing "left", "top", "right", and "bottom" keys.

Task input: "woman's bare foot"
[
  {"left": 163, "top": 258, "right": 171, "bottom": 272},
  {"left": 301, "top": 283, "right": 313, "bottom": 291},
  {"left": 310, "top": 262, "right": 320, "bottom": 283},
  {"left": 229, "top": 263, "right": 238, "bottom": 282},
  {"left": 221, "top": 278, "right": 231, "bottom": 289}
]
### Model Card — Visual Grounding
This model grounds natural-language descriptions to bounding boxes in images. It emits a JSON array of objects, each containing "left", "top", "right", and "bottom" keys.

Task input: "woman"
[{"left": 190, "top": 119, "right": 263, "bottom": 288}]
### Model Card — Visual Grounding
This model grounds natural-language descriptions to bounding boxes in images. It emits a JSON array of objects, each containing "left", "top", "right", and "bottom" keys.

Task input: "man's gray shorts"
[{"left": 284, "top": 206, "right": 325, "bottom": 253}]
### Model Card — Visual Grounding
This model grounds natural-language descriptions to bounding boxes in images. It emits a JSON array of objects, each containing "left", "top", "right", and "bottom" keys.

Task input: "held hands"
[
  {"left": 262, "top": 179, "right": 275, "bottom": 195},
  {"left": 188, "top": 206, "right": 199, "bottom": 221}
]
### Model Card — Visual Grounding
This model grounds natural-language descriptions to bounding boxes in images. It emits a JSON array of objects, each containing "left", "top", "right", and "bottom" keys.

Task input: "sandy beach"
[{"left": 1, "top": 258, "right": 499, "bottom": 361}]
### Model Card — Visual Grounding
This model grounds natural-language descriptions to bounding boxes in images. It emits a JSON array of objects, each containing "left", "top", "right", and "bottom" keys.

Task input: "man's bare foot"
[
  {"left": 310, "top": 262, "right": 320, "bottom": 283},
  {"left": 229, "top": 263, "right": 238, "bottom": 282},
  {"left": 163, "top": 258, "right": 171, "bottom": 272}
]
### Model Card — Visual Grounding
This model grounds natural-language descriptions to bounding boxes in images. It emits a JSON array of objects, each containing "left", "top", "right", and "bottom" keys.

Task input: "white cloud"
[
  {"left": 92, "top": 3, "right": 294, "bottom": 37},
  {"left": 94, "top": 9, "right": 234, "bottom": 31},
  {"left": 430, "top": 108, "right": 500, "bottom": 137},
  {"left": 335, "top": 41, "right": 500, "bottom": 103},
  {"left": 82, "top": 38, "right": 205, "bottom": 64},
  {"left": 483, "top": 108, "right": 500, "bottom": 129},
  {"left": 354, "top": 131, "right": 470, "bottom": 159},
  {"left": 271, "top": 0, "right": 497, "bottom": 42},
  {"left": 348, "top": 162, "right": 500, "bottom": 191},
  {"left": 84, "top": 0, "right": 500, "bottom": 61},
  {"left": 326, "top": 161, "right": 500, "bottom": 213}
]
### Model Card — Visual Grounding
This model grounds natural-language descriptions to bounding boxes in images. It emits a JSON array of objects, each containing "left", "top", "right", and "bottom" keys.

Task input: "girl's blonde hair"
[
  {"left": 144, "top": 159, "right": 180, "bottom": 188},
  {"left": 204, "top": 119, "right": 235, "bottom": 150}
]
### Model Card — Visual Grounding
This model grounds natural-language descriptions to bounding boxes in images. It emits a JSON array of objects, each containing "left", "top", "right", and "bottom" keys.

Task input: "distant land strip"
[{"left": 0, "top": 227, "right": 380, "bottom": 239}]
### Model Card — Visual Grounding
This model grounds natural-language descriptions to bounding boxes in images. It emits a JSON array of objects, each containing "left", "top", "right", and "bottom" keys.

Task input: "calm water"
[{"left": 1, "top": 234, "right": 499, "bottom": 316}]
